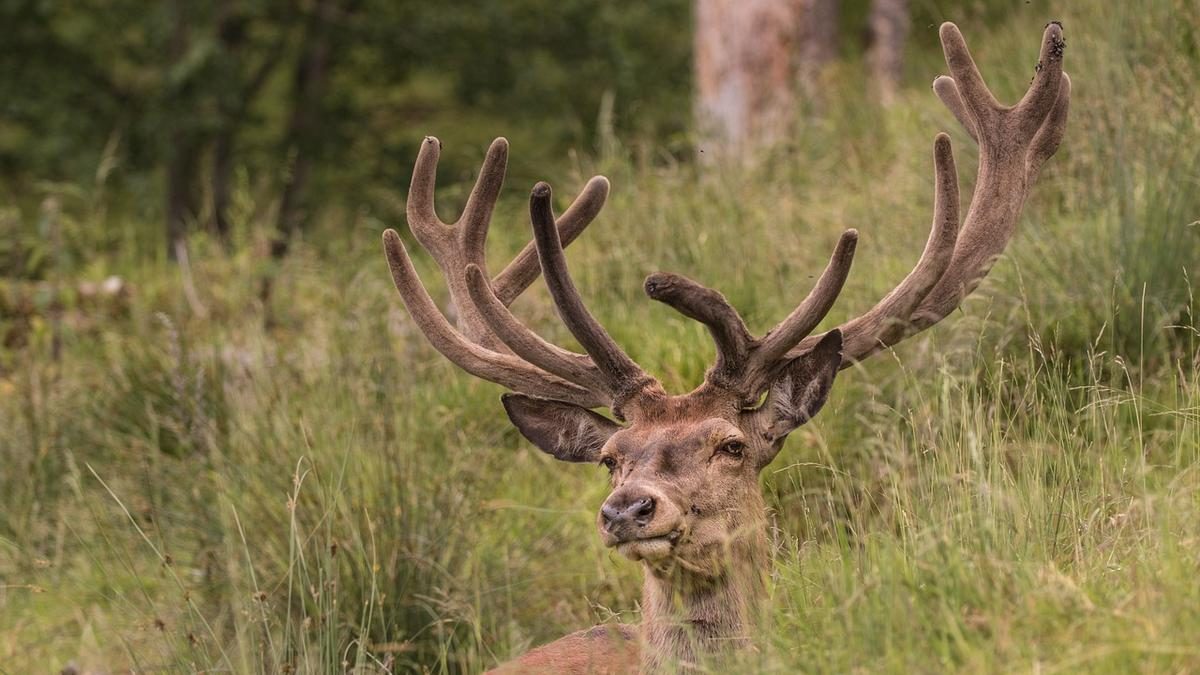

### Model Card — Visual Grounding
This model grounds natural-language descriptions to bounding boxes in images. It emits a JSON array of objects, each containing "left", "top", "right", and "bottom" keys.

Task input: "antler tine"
[
  {"left": 933, "top": 76, "right": 978, "bottom": 143},
  {"left": 493, "top": 176, "right": 610, "bottom": 305},
  {"left": 784, "top": 132, "right": 960, "bottom": 366},
  {"left": 530, "top": 182, "right": 663, "bottom": 416},
  {"left": 935, "top": 22, "right": 1067, "bottom": 153},
  {"left": 406, "top": 137, "right": 452, "bottom": 254},
  {"left": 407, "top": 136, "right": 509, "bottom": 262},
  {"left": 643, "top": 229, "right": 856, "bottom": 403},
  {"left": 459, "top": 137, "right": 509, "bottom": 264},
  {"left": 382, "top": 229, "right": 604, "bottom": 409},
  {"left": 643, "top": 272, "right": 754, "bottom": 378},
  {"left": 830, "top": 133, "right": 960, "bottom": 361},
  {"left": 1027, "top": 73, "right": 1071, "bottom": 181},
  {"left": 911, "top": 20, "right": 1067, "bottom": 326},
  {"left": 751, "top": 230, "right": 859, "bottom": 370},
  {"left": 386, "top": 136, "right": 627, "bottom": 410},
  {"left": 937, "top": 23, "right": 1003, "bottom": 131},
  {"left": 1015, "top": 22, "right": 1067, "bottom": 138},
  {"left": 465, "top": 263, "right": 610, "bottom": 393},
  {"left": 402, "top": 136, "right": 506, "bottom": 347},
  {"left": 400, "top": 136, "right": 612, "bottom": 352}
]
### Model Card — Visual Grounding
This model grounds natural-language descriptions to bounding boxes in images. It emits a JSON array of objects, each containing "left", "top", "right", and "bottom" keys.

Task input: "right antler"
[
  {"left": 382, "top": 137, "right": 620, "bottom": 410},
  {"left": 464, "top": 183, "right": 667, "bottom": 419}
]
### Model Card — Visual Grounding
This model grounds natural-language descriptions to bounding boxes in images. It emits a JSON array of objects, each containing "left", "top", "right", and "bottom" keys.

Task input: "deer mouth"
[{"left": 614, "top": 529, "right": 683, "bottom": 562}]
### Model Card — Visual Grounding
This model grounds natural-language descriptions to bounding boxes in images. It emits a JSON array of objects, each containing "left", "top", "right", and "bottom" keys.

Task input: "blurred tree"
[
  {"left": 163, "top": 0, "right": 204, "bottom": 260},
  {"left": 694, "top": 0, "right": 838, "bottom": 155},
  {"left": 274, "top": 0, "right": 346, "bottom": 258},
  {"left": 0, "top": 1, "right": 136, "bottom": 186},
  {"left": 0, "top": 0, "right": 691, "bottom": 259},
  {"left": 0, "top": 0, "right": 296, "bottom": 258},
  {"left": 211, "top": 0, "right": 289, "bottom": 247},
  {"left": 866, "top": 0, "right": 909, "bottom": 105},
  {"left": 409, "top": 0, "right": 692, "bottom": 154},
  {"left": 801, "top": 0, "right": 840, "bottom": 89}
]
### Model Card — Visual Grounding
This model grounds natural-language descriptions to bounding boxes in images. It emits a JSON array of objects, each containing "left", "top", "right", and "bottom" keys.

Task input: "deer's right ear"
[{"left": 502, "top": 394, "right": 622, "bottom": 463}]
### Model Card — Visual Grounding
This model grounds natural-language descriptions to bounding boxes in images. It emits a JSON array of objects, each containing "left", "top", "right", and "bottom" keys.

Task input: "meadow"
[{"left": 2, "top": 2, "right": 1200, "bottom": 672}]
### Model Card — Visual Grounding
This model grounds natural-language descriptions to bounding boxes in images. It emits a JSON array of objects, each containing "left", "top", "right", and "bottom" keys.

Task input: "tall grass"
[{"left": 2, "top": 1, "right": 1200, "bottom": 672}]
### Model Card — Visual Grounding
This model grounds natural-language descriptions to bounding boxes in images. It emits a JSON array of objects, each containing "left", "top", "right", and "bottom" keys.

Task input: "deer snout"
[
  {"left": 598, "top": 487, "right": 682, "bottom": 548},
  {"left": 602, "top": 496, "right": 656, "bottom": 530}
]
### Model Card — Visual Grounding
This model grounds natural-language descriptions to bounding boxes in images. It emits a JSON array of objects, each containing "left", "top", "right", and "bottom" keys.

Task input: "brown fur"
[
  {"left": 487, "top": 624, "right": 639, "bottom": 674},
  {"left": 496, "top": 392, "right": 794, "bottom": 672}
]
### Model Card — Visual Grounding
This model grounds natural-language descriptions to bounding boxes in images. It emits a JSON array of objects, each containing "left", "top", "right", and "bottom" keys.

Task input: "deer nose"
[{"left": 601, "top": 495, "right": 657, "bottom": 534}]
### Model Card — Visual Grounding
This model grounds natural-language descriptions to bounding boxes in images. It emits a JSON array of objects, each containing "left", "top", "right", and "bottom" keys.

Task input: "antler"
[
  {"left": 645, "top": 21, "right": 1069, "bottom": 404},
  {"left": 465, "top": 184, "right": 666, "bottom": 420},
  {"left": 382, "top": 137, "right": 613, "bottom": 409},
  {"left": 384, "top": 22, "right": 1069, "bottom": 417},
  {"left": 643, "top": 230, "right": 859, "bottom": 403}
]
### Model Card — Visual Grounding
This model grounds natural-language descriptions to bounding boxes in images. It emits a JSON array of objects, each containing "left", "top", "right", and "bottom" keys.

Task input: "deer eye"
[
  {"left": 717, "top": 439, "right": 746, "bottom": 458},
  {"left": 600, "top": 457, "right": 618, "bottom": 472}
]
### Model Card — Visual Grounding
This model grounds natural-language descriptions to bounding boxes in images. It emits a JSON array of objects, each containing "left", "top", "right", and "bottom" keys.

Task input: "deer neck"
[{"left": 638, "top": 509, "right": 770, "bottom": 671}]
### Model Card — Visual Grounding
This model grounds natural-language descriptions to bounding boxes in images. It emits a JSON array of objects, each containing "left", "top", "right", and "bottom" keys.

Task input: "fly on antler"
[{"left": 383, "top": 21, "right": 1070, "bottom": 674}]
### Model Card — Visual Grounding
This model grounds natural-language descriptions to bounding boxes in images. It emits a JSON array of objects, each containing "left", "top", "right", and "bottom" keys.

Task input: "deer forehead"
[{"left": 608, "top": 418, "right": 742, "bottom": 460}]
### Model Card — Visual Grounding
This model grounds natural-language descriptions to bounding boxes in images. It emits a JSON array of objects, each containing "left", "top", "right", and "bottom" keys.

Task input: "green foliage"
[{"left": 0, "top": 0, "right": 693, "bottom": 233}]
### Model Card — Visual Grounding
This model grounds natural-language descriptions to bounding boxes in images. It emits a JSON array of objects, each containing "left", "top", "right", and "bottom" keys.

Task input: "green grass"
[{"left": 3, "top": 2, "right": 1200, "bottom": 672}]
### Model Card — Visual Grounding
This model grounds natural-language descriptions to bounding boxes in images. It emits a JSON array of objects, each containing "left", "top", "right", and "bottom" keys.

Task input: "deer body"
[
  {"left": 383, "top": 22, "right": 1070, "bottom": 673},
  {"left": 487, "top": 624, "right": 639, "bottom": 674}
]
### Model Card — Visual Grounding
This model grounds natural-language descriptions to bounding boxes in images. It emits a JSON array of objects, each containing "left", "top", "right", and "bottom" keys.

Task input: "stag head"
[
  {"left": 383, "top": 21, "right": 1070, "bottom": 581},
  {"left": 500, "top": 322, "right": 845, "bottom": 575}
]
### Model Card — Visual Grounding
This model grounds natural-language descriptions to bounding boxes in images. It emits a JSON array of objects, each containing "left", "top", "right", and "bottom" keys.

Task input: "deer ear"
[
  {"left": 751, "top": 329, "right": 843, "bottom": 455},
  {"left": 502, "top": 394, "right": 622, "bottom": 463}
]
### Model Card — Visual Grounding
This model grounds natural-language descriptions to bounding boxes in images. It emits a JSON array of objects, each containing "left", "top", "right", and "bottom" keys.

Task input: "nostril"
[
  {"left": 600, "top": 503, "right": 621, "bottom": 527},
  {"left": 601, "top": 495, "right": 657, "bottom": 534},
  {"left": 632, "top": 497, "right": 656, "bottom": 524}
]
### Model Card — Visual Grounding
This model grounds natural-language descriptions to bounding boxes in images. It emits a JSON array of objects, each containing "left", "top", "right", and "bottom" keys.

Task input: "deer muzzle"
[{"left": 598, "top": 486, "right": 685, "bottom": 561}]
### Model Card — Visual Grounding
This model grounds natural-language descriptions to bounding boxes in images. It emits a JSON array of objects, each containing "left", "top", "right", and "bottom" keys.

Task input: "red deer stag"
[{"left": 382, "top": 21, "right": 1069, "bottom": 674}]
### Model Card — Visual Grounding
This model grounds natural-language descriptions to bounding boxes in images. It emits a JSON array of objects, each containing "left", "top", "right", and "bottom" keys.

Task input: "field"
[{"left": 3, "top": 2, "right": 1200, "bottom": 673}]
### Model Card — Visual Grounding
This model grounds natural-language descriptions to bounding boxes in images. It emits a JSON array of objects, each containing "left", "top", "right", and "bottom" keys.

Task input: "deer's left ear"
[{"left": 746, "top": 329, "right": 843, "bottom": 462}]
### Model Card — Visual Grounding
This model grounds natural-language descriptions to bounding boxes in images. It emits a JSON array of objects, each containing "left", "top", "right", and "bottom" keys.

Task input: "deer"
[{"left": 381, "top": 21, "right": 1069, "bottom": 674}]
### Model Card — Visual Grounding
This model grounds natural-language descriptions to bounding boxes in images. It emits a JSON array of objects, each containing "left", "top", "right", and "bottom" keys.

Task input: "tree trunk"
[
  {"left": 164, "top": 0, "right": 200, "bottom": 260},
  {"left": 273, "top": 0, "right": 337, "bottom": 259},
  {"left": 210, "top": 1, "right": 285, "bottom": 248},
  {"left": 210, "top": 0, "right": 244, "bottom": 248},
  {"left": 211, "top": 130, "right": 234, "bottom": 245},
  {"left": 694, "top": 0, "right": 839, "bottom": 156},
  {"left": 166, "top": 134, "right": 202, "bottom": 259},
  {"left": 799, "top": 0, "right": 839, "bottom": 93},
  {"left": 866, "top": 0, "right": 909, "bottom": 105}
]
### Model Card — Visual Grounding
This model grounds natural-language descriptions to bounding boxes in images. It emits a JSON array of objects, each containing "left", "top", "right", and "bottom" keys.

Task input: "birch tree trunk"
[
  {"left": 694, "top": 0, "right": 838, "bottom": 156},
  {"left": 866, "top": 0, "right": 909, "bottom": 105}
]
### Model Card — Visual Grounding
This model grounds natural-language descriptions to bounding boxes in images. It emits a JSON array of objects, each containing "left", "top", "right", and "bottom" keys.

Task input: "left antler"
[
  {"left": 795, "top": 21, "right": 1069, "bottom": 363},
  {"left": 644, "top": 21, "right": 1069, "bottom": 405}
]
